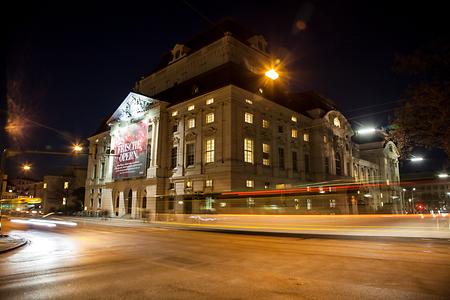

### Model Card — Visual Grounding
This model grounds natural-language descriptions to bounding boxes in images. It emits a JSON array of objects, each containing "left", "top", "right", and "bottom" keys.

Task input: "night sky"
[{"left": 3, "top": 0, "right": 448, "bottom": 179}]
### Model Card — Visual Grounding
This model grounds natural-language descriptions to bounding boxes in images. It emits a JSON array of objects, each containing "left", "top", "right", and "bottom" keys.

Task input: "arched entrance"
[{"left": 127, "top": 189, "right": 133, "bottom": 214}]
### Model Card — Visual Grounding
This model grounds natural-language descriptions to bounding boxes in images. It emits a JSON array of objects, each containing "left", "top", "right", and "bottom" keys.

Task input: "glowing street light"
[
  {"left": 356, "top": 128, "right": 376, "bottom": 135},
  {"left": 73, "top": 144, "right": 83, "bottom": 152},
  {"left": 22, "top": 164, "right": 31, "bottom": 171},
  {"left": 265, "top": 69, "right": 279, "bottom": 80},
  {"left": 438, "top": 173, "right": 449, "bottom": 178},
  {"left": 410, "top": 156, "right": 424, "bottom": 162}
]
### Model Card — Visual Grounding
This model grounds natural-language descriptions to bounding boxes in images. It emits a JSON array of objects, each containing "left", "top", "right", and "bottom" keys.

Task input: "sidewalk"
[{"left": 0, "top": 234, "right": 28, "bottom": 253}]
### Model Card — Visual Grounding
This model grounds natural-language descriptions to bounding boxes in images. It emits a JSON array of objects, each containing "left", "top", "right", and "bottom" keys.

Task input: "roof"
[{"left": 151, "top": 19, "right": 258, "bottom": 74}]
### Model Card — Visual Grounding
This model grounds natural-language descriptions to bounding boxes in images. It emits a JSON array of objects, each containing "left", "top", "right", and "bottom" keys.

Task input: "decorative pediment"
[
  {"left": 204, "top": 126, "right": 217, "bottom": 136},
  {"left": 185, "top": 132, "right": 197, "bottom": 141},
  {"left": 108, "top": 92, "right": 157, "bottom": 123}
]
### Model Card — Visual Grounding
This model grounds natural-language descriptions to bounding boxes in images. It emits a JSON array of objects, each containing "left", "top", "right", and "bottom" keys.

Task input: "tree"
[{"left": 389, "top": 40, "right": 450, "bottom": 158}]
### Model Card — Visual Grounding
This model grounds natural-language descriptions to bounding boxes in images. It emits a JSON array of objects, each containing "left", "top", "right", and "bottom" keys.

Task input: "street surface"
[
  {"left": 154, "top": 213, "right": 450, "bottom": 238},
  {"left": 1, "top": 219, "right": 449, "bottom": 299}
]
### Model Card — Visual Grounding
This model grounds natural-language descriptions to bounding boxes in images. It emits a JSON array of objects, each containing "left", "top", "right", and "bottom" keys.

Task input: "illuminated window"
[
  {"left": 206, "top": 112, "right": 215, "bottom": 123},
  {"left": 43, "top": 183, "right": 47, "bottom": 189},
  {"left": 245, "top": 99, "right": 253, "bottom": 105},
  {"left": 171, "top": 111, "right": 178, "bottom": 117},
  {"left": 206, "top": 98, "right": 214, "bottom": 105},
  {"left": 62, "top": 197, "right": 66, "bottom": 205},
  {"left": 307, "top": 199, "right": 312, "bottom": 210},
  {"left": 303, "top": 133, "right": 310, "bottom": 142},
  {"left": 205, "top": 179, "right": 213, "bottom": 187},
  {"left": 246, "top": 179, "right": 254, "bottom": 188},
  {"left": 244, "top": 112, "right": 253, "bottom": 124},
  {"left": 333, "top": 117, "right": 341, "bottom": 127},
  {"left": 262, "top": 119, "right": 269, "bottom": 128},
  {"left": 188, "top": 105, "right": 195, "bottom": 111},
  {"left": 244, "top": 138, "right": 254, "bottom": 164},
  {"left": 291, "top": 116, "right": 298, "bottom": 122},
  {"left": 187, "top": 118, "right": 195, "bottom": 128},
  {"left": 186, "top": 180, "right": 192, "bottom": 188},
  {"left": 291, "top": 129, "right": 298, "bottom": 138},
  {"left": 64, "top": 181, "right": 69, "bottom": 189},
  {"left": 263, "top": 143, "right": 270, "bottom": 166},
  {"left": 205, "top": 138, "right": 215, "bottom": 163}
]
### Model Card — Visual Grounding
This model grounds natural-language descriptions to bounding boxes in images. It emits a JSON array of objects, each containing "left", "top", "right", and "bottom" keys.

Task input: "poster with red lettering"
[{"left": 112, "top": 121, "right": 148, "bottom": 179}]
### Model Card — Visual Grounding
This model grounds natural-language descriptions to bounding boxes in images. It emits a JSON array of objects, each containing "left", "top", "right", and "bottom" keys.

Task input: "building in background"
[
  {"left": 42, "top": 166, "right": 86, "bottom": 213},
  {"left": 85, "top": 20, "right": 400, "bottom": 218}
]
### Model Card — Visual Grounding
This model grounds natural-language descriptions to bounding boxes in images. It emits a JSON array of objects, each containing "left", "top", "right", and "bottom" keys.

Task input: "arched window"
[
  {"left": 115, "top": 196, "right": 119, "bottom": 208},
  {"left": 335, "top": 153, "right": 342, "bottom": 176},
  {"left": 142, "top": 196, "right": 147, "bottom": 209}
]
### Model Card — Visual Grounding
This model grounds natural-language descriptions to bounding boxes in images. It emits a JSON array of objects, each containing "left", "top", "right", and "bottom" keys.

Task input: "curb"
[{"left": 0, "top": 235, "right": 29, "bottom": 253}]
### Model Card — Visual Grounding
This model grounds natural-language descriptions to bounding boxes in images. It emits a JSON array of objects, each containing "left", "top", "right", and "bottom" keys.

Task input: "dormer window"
[
  {"left": 248, "top": 35, "right": 268, "bottom": 53},
  {"left": 170, "top": 44, "right": 190, "bottom": 63}
]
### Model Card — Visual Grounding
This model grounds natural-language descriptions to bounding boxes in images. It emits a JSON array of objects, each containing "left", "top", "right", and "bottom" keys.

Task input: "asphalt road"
[{"left": 1, "top": 219, "right": 449, "bottom": 299}]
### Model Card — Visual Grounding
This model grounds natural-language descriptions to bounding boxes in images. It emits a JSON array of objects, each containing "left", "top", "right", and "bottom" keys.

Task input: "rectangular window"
[
  {"left": 205, "top": 138, "right": 215, "bottom": 163},
  {"left": 263, "top": 143, "right": 270, "bottom": 166},
  {"left": 278, "top": 148, "right": 285, "bottom": 169},
  {"left": 305, "top": 154, "right": 310, "bottom": 173},
  {"left": 307, "top": 199, "right": 312, "bottom": 210},
  {"left": 262, "top": 119, "right": 269, "bottom": 128},
  {"left": 64, "top": 181, "right": 69, "bottom": 189},
  {"left": 186, "top": 144, "right": 195, "bottom": 167},
  {"left": 205, "top": 179, "right": 213, "bottom": 187},
  {"left": 244, "top": 112, "right": 253, "bottom": 124},
  {"left": 245, "top": 99, "right": 253, "bottom": 105},
  {"left": 171, "top": 147, "right": 177, "bottom": 169},
  {"left": 291, "top": 116, "right": 298, "bottom": 122},
  {"left": 187, "top": 118, "right": 195, "bottom": 128},
  {"left": 206, "top": 112, "right": 214, "bottom": 123},
  {"left": 206, "top": 98, "right": 214, "bottom": 105},
  {"left": 100, "top": 162, "right": 105, "bottom": 179},
  {"left": 278, "top": 125, "right": 283, "bottom": 133},
  {"left": 93, "top": 164, "right": 97, "bottom": 179},
  {"left": 291, "top": 129, "right": 298, "bottom": 138},
  {"left": 324, "top": 157, "right": 329, "bottom": 174},
  {"left": 43, "top": 183, "right": 47, "bottom": 189},
  {"left": 171, "top": 111, "right": 178, "bottom": 117},
  {"left": 244, "top": 138, "right": 254, "bottom": 164},
  {"left": 292, "top": 152, "right": 298, "bottom": 172},
  {"left": 303, "top": 133, "right": 310, "bottom": 142},
  {"left": 246, "top": 179, "right": 254, "bottom": 188},
  {"left": 188, "top": 105, "right": 195, "bottom": 111},
  {"left": 186, "top": 180, "right": 192, "bottom": 188}
]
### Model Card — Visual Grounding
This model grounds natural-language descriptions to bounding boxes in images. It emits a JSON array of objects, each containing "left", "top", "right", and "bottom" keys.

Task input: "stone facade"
[{"left": 85, "top": 21, "right": 401, "bottom": 217}]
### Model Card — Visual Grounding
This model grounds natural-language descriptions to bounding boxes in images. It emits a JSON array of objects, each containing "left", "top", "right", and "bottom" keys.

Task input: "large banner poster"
[{"left": 112, "top": 121, "right": 148, "bottom": 179}]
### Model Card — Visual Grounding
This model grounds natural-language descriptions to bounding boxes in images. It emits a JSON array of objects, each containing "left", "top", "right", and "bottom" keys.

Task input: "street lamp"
[
  {"left": 265, "top": 69, "right": 279, "bottom": 80},
  {"left": 438, "top": 173, "right": 449, "bottom": 178},
  {"left": 22, "top": 164, "right": 31, "bottom": 172},
  {"left": 73, "top": 144, "right": 83, "bottom": 152},
  {"left": 356, "top": 128, "right": 376, "bottom": 135},
  {"left": 410, "top": 156, "right": 424, "bottom": 162}
]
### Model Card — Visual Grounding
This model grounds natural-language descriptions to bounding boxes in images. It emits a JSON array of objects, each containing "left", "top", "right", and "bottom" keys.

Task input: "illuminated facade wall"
[{"left": 85, "top": 23, "right": 401, "bottom": 217}]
